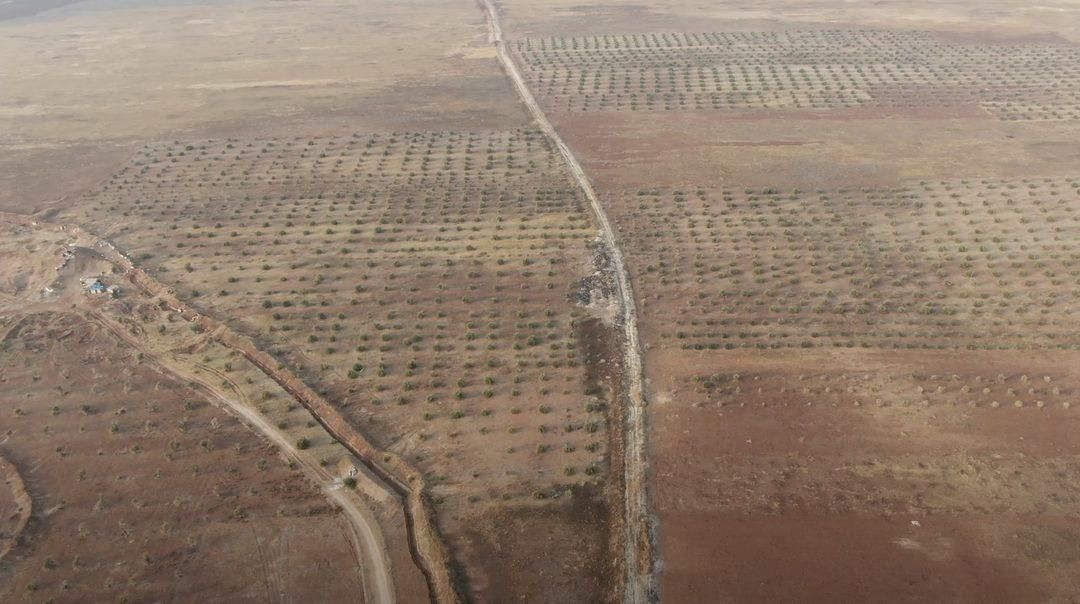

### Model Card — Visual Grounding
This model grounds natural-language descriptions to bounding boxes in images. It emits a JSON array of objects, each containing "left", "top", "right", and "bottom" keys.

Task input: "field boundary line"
[{"left": 476, "top": 2, "right": 658, "bottom": 602}]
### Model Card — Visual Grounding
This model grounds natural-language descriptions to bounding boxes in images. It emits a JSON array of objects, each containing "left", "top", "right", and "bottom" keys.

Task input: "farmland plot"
[
  {"left": 514, "top": 30, "right": 1080, "bottom": 119},
  {"left": 577, "top": 149, "right": 1080, "bottom": 601},
  {"left": 608, "top": 179, "right": 1080, "bottom": 351},
  {"left": 0, "top": 312, "right": 367, "bottom": 602},
  {"left": 599, "top": 181, "right": 1080, "bottom": 601},
  {"left": 59, "top": 128, "right": 622, "bottom": 601},
  {"left": 497, "top": 18, "right": 1080, "bottom": 604},
  {"left": 646, "top": 346, "right": 1080, "bottom": 602}
]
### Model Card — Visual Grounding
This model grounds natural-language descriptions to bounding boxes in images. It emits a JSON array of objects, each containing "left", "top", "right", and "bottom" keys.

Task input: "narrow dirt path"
[
  {"left": 1, "top": 211, "right": 463, "bottom": 604},
  {"left": 476, "top": 1, "right": 657, "bottom": 601},
  {"left": 190, "top": 361, "right": 393, "bottom": 604},
  {"left": 87, "top": 309, "right": 395, "bottom": 604}
]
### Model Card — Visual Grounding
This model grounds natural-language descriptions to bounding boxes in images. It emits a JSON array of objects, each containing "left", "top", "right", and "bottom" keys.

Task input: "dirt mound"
[{"left": 0, "top": 455, "right": 32, "bottom": 561}]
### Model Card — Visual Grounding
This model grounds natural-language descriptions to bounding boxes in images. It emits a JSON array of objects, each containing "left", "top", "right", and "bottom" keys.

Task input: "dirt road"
[
  {"left": 87, "top": 309, "right": 396, "bottom": 604},
  {"left": 0, "top": 210, "right": 397, "bottom": 604},
  {"left": 190, "top": 361, "right": 395, "bottom": 604},
  {"left": 476, "top": 1, "right": 657, "bottom": 601},
  {"left": 0, "top": 211, "right": 461, "bottom": 603}
]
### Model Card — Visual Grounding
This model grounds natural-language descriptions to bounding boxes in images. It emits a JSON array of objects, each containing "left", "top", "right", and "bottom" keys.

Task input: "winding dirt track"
[
  {"left": 2, "top": 214, "right": 394, "bottom": 603},
  {"left": 476, "top": 2, "right": 657, "bottom": 601},
  {"left": 94, "top": 235, "right": 462, "bottom": 604},
  {"left": 191, "top": 360, "right": 394, "bottom": 604},
  {"left": 85, "top": 309, "right": 397, "bottom": 603},
  {"left": 1, "top": 211, "right": 463, "bottom": 604}
]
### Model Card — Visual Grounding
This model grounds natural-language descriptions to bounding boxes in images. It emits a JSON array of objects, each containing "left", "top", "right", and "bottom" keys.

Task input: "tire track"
[
  {"left": 87, "top": 309, "right": 394, "bottom": 604},
  {"left": 475, "top": 2, "right": 657, "bottom": 602}
]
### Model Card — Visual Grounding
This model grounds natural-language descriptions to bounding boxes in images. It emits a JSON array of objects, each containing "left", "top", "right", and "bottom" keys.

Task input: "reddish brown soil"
[
  {"left": 661, "top": 513, "right": 1056, "bottom": 604},
  {"left": 450, "top": 488, "right": 614, "bottom": 603},
  {"left": 648, "top": 349, "right": 1080, "bottom": 602},
  {"left": 440, "top": 316, "right": 624, "bottom": 603},
  {"left": 0, "top": 312, "right": 366, "bottom": 602}
]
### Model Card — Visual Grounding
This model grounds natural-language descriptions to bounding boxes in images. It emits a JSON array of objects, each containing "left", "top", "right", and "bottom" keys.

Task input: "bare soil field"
[
  {"left": 452, "top": 485, "right": 613, "bottom": 603},
  {"left": 650, "top": 349, "right": 1080, "bottom": 602},
  {"left": 496, "top": 0, "right": 1080, "bottom": 42},
  {"left": 661, "top": 513, "right": 1063, "bottom": 603},
  {"left": 556, "top": 111, "right": 1080, "bottom": 191}
]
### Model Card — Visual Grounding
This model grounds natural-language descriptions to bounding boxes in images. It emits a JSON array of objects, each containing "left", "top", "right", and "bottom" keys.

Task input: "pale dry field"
[{"left": 0, "top": 0, "right": 523, "bottom": 213}]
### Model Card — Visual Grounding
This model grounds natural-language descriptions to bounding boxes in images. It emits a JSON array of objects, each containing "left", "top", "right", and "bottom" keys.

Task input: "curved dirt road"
[
  {"left": 87, "top": 310, "right": 395, "bottom": 604},
  {"left": 477, "top": 1, "right": 657, "bottom": 601},
  {"left": 4, "top": 210, "right": 459, "bottom": 604},
  {"left": 0, "top": 212, "right": 397, "bottom": 604}
]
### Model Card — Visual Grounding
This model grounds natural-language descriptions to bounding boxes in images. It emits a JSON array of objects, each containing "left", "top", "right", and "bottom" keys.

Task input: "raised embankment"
[{"left": 0, "top": 456, "right": 32, "bottom": 562}]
